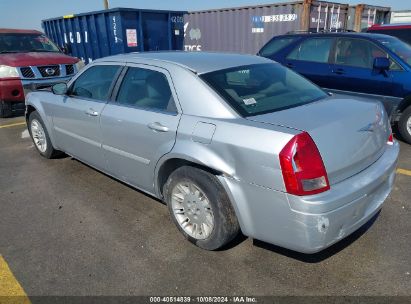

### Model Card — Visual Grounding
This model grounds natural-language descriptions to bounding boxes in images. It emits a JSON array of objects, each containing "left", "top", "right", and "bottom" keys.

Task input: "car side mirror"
[
  {"left": 373, "top": 57, "right": 390, "bottom": 71},
  {"left": 52, "top": 83, "right": 68, "bottom": 95}
]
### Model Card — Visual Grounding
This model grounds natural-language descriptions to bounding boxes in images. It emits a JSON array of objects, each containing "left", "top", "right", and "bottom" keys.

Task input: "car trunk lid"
[{"left": 247, "top": 95, "right": 390, "bottom": 185}]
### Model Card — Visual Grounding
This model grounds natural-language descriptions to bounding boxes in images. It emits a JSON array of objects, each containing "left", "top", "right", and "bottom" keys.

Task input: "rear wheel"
[
  {"left": 28, "top": 111, "right": 59, "bottom": 158},
  {"left": 164, "top": 166, "right": 240, "bottom": 250},
  {"left": 398, "top": 106, "right": 411, "bottom": 144},
  {"left": 0, "top": 101, "right": 12, "bottom": 118}
]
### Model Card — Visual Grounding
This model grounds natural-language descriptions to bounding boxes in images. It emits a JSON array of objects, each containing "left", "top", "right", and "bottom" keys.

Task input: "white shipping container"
[{"left": 390, "top": 10, "right": 411, "bottom": 23}]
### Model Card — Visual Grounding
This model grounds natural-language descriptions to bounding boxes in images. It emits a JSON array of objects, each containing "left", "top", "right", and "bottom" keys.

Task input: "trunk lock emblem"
[{"left": 358, "top": 104, "right": 384, "bottom": 133}]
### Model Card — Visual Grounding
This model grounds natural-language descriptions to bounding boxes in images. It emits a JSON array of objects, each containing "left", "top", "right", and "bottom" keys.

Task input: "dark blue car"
[{"left": 258, "top": 32, "right": 411, "bottom": 144}]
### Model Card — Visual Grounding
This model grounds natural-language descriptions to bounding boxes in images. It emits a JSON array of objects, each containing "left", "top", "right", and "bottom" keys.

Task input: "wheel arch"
[
  {"left": 397, "top": 95, "right": 411, "bottom": 114},
  {"left": 154, "top": 140, "right": 239, "bottom": 200},
  {"left": 25, "top": 104, "right": 36, "bottom": 123},
  {"left": 154, "top": 153, "right": 247, "bottom": 236},
  {"left": 25, "top": 95, "right": 58, "bottom": 149},
  {"left": 155, "top": 155, "right": 226, "bottom": 199}
]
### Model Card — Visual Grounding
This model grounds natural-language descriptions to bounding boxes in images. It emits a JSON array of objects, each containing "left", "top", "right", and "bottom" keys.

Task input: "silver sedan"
[{"left": 25, "top": 52, "right": 399, "bottom": 253}]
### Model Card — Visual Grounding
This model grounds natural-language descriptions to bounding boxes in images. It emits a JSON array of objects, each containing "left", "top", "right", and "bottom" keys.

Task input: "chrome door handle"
[
  {"left": 147, "top": 122, "right": 169, "bottom": 132},
  {"left": 85, "top": 108, "right": 99, "bottom": 116}
]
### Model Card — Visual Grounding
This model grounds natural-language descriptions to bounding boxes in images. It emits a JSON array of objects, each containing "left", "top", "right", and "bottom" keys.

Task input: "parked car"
[
  {"left": 25, "top": 52, "right": 399, "bottom": 253},
  {"left": 368, "top": 24, "right": 411, "bottom": 46},
  {"left": 0, "top": 28, "right": 84, "bottom": 117},
  {"left": 258, "top": 32, "right": 411, "bottom": 144}
]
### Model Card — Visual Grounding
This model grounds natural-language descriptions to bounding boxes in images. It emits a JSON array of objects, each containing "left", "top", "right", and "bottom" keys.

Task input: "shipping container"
[
  {"left": 42, "top": 8, "right": 186, "bottom": 63},
  {"left": 347, "top": 4, "right": 391, "bottom": 32},
  {"left": 183, "top": 0, "right": 349, "bottom": 54},
  {"left": 390, "top": 10, "right": 411, "bottom": 24}
]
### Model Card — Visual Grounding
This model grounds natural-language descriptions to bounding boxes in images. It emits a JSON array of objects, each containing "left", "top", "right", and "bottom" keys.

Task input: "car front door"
[
  {"left": 284, "top": 37, "right": 334, "bottom": 87},
  {"left": 326, "top": 37, "right": 394, "bottom": 97},
  {"left": 51, "top": 64, "right": 122, "bottom": 170},
  {"left": 100, "top": 64, "right": 181, "bottom": 194}
]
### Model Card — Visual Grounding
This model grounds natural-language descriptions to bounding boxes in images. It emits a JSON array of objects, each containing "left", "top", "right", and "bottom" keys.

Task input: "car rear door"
[
  {"left": 283, "top": 37, "right": 334, "bottom": 87},
  {"left": 326, "top": 37, "right": 394, "bottom": 97},
  {"left": 100, "top": 64, "right": 181, "bottom": 194},
  {"left": 51, "top": 63, "right": 122, "bottom": 170}
]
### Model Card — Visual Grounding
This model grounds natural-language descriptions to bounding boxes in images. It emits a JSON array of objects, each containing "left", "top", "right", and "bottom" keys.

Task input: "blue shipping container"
[{"left": 42, "top": 8, "right": 186, "bottom": 63}]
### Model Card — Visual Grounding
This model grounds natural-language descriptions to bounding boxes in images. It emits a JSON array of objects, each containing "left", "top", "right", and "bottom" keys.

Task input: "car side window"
[
  {"left": 287, "top": 38, "right": 333, "bottom": 63},
  {"left": 259, "top": 37, "right": 298, "bottom": 57},
  {"left": 334, "top": 38, "right": 401, "bottom": 70},
  {"left": 69, "top": 65, "right": 120, "bottom": 100},
  {"left": 116, "top": 67, "right": 177, "bottom": 113}
]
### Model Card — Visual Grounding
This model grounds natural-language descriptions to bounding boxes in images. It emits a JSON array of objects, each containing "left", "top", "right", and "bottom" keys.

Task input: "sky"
[{"left": 0, "top": 0, "right": 409, "bottom": 30}]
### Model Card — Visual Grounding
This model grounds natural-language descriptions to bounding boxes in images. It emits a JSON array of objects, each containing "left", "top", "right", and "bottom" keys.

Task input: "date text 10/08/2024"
[{"left": 149, "top": 297, "right": 258, "bottom": 303}]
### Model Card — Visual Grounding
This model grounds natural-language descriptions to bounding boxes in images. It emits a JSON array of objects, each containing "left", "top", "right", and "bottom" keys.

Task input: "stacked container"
[
  {"left": 42, "top": 2, "right": 391, "bottom": 59},
  {"left": 183, "top": 0, "right": 350, "bottom": 54},
  {"left": 390, "top": 11, "right": 411, "bottom": 24},
  {"left": 347, "top": 4, "right": 391, "bottom": 32},
  {"left": 42, "top": 8, "right": 186, "bottom": 63}
]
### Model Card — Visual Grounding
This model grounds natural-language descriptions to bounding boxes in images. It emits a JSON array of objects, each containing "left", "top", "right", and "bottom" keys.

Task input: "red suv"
[
  {"left": 0, "top": 28, "right": 83, "bottom": 117},
  {"left": 368, "top": 24, "right": 411, "bottom": 45}
]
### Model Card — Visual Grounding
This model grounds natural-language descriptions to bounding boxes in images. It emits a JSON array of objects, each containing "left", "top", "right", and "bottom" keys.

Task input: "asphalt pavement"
[{"left": 0, "top": 116, "right": 410, "bottom": 297}]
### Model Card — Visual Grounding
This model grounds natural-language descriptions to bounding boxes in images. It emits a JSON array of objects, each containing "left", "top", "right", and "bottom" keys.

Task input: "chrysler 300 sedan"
[{"left": 25, "top": 52, "right": 399, "bottom": 253}]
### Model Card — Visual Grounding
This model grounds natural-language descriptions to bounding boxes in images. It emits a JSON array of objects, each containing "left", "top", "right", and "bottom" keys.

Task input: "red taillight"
[
  {"left": 279, "top": 132, "right": 330, "bottom": 196},
  {"left": 387, "top": 132, "right": 394, "bottom": 145}
]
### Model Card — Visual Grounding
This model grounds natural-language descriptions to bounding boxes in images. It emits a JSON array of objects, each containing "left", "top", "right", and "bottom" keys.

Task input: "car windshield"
[
  {"left": 375, "top": 36, "right": 411, "bottom": 66},
  {"left": 0, "top": 33, "right": 60, "bottom": 53},
  {"left": 201, "top": 63, "right": 327, "bottom": 117}
]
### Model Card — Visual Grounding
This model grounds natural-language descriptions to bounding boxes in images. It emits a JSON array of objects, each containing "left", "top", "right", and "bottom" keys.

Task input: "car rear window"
[
  {"left": 369, "top": 28, "right": 411, "bottom": 46},
  {"left": 200, "top": 63, "right": 327, "bottom": 117},
  {"left": 375, "top": 36, "right": 411, "bottom": 66}
]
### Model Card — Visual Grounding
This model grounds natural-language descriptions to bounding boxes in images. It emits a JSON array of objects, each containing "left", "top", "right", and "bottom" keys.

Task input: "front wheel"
[
  {"left": 398, "top": 106, "right": 411, "bottom": 145},
  {"left": 164, "top": 166, "right": 240, "bottom": 250},
  {"left": 28, "top": 111, "right": 59, "bottom": 158}
]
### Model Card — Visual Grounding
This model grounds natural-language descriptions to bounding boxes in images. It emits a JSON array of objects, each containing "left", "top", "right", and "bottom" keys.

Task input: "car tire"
[
  {"left": 163, "top": 166, "right": 240, "bottom": 250},
  {"left": 398, "top": 106, "right": 411, "bottom": 145},
  {"left": 0, "top": 100, "right": 12, "bottom": 118},
  {"left": 28, "top": 111, "right": 59, "bottom": 158}
]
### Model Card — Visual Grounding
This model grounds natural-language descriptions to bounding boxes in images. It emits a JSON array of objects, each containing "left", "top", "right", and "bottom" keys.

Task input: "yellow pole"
[{"left": 104, "top": 0, "right": 109, "bottom": 10}]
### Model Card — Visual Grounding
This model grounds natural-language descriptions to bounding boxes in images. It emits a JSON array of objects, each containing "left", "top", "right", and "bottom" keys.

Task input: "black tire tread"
[{"left": 398, "top": 106, "right": 411, "bottom": 145}]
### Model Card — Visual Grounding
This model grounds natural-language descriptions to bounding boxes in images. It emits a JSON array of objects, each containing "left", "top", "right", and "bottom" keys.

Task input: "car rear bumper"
[{"left": 219, "top": 141, "right": 399, "bottom": 254}]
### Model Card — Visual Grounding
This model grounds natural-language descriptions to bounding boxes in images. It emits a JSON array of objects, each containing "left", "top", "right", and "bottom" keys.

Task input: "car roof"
[
  {"left": 369, "top": 23, "right": 411, "bottom": 30},
  {"left": 98, "top": 51, "right": 273, "bottom": 74},
  {"left": 280, "top": 32, "right": 394, "bottom": 40},
  {"left": 0, "top": 28, "right": 42, "bottom": 34}
]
